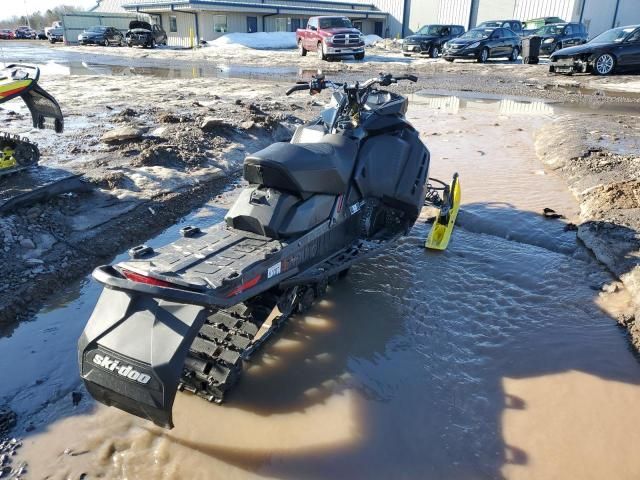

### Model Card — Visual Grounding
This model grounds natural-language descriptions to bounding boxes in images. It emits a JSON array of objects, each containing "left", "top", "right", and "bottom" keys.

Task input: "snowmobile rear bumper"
[{"left": 78, "top": 286, "right": 209, "bottom": 428}]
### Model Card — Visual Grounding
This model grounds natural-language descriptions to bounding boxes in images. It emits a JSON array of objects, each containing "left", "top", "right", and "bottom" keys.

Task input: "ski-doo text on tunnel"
[
  {"left": 0, "top": 64, "right": 64, "bottom": 178},
  {"left": 78, "top": 73, "right": 460, "bottom": 428}
]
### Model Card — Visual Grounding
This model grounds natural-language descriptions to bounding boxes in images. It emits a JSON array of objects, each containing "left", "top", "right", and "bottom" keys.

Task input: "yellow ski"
[{"left": 425, "top": 173, "right": 460, "bottom": 250}]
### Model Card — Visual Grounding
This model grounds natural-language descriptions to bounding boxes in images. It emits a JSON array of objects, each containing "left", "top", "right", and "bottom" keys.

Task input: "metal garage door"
[{"left": 62, "top": 12, "right": 149, "bottom": 45}]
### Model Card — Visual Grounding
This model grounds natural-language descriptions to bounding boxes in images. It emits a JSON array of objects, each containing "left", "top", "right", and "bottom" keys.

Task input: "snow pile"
[
  {"left": 208, "top": 32, "right": 296, "bottom": 50},
  {"left": 364, "top": 34, "right": 383, "bottom": 46}
]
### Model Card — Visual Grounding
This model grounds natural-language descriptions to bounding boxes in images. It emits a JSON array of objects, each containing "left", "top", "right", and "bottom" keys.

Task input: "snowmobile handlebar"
[{"left": 285, "top": 73, "right": 418, "bottom": 96}]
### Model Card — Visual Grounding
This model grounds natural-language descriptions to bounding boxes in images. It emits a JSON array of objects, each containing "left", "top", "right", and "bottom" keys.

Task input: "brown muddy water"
[{"left": 2, "top": 93, "right": 640, "bottom": 480}]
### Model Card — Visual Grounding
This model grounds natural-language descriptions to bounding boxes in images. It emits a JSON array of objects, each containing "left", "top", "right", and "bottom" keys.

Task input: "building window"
[
  {"left": 169, "top": 15, "right": 177, "bottom": 33},
  {"left": 275, "top": 17, "right": 290, "bottom": 32},
  {"left": 214, "top": 15, "right": 227, "bottom": 33}
]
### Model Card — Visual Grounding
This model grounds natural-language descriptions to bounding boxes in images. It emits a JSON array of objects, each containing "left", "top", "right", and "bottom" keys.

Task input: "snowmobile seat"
[{"left": 244, "top": 134, "right": 357, "bottom": 196}]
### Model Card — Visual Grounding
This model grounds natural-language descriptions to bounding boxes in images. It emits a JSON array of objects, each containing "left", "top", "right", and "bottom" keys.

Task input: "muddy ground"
[
  {"left": 535, "top": 114, "right": 640, "bottom": 348},
  {"left": 0, "top": 74, "right": 318, "bottom": 330},
  {"left": 51, "top": 39, "right": 640, "bottom": 104}
]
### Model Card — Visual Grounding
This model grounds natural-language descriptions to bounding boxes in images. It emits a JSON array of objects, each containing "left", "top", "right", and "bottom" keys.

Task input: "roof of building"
[{"left": 121, "top": 0, "right": 386, "bottom": 19}]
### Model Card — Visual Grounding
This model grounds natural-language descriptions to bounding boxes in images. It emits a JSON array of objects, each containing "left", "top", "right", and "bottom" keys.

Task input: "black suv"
[
  {"left": 125, "top": 21, "right": 167, "bottom": 48},
  {"left": 534, "top": 22, "right": 588, "bottom": 55},
  {"left": 403, "top": 24, "right": 465, "bottom": 58},
  {"left": 477, "top": 20, "right": 524, "bottom": 36}
]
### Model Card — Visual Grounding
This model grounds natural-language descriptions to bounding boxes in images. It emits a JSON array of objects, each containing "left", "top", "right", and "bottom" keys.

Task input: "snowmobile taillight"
[
  {"left": 120, "top": 269, "right": 179, "bottom": 288},
  {"left": 226, "top": 274, "right": 261, "bottom": 297}
]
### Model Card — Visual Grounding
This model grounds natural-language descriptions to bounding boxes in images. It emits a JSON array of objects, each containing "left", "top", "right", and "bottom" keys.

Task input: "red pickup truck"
[{"left": 296, "top": 16, "right": 365, "bottom": 61}]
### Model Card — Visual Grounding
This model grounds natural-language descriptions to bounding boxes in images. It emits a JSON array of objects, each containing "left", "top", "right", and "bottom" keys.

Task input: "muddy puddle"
[
  {"left": 3, "top": 92, "right": 640, "bottom": 480},
  {"left": 0, "top": 42, "right": 336, "bottom": 81}
]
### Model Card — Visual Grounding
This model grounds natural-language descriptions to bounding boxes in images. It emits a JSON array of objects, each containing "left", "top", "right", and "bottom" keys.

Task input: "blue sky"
[{"left": 2, "top": 0, "right": 97, "bottom": 20}]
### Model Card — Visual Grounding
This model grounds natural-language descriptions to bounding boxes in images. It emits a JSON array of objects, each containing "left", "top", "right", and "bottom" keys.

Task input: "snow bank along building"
[{"left": 81, "top": 0, "right": 640, "bottom": 47}]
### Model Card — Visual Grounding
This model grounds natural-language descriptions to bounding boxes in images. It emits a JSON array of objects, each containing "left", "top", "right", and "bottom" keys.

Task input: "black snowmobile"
[
  {"left": 78, "top": 73, "right": 459, "bottom": 428},
  {"left": 0, "top": 64, "right": 64, "bottom": 178}
]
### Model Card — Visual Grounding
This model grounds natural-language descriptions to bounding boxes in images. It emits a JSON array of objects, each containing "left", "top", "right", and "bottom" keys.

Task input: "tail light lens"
[{"left": 121, "top": 269, "right": 177, "bottom": 288}]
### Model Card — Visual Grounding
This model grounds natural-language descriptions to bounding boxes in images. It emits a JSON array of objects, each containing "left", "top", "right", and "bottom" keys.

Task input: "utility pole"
[{"left": 24, "top": 0, "right": 31, "bottom": 28}]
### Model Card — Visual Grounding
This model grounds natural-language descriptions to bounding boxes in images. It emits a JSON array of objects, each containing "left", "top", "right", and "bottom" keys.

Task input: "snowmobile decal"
[
  {"left": 0, "top": 80, "right": 31, "bottom": 99},
  {"left": 92, "top": 353, "right": 152, "bottom": 384},
  {"left": 267, "top": 262, "right": 282, "bottom": 279}
]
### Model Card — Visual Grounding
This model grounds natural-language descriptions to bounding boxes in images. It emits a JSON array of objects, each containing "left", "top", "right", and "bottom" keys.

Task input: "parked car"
[
  {"left": 48, "top": 28, "right": 64, "bottom": 43},
  {"left": 78, "top": 26, "right": 124, "bottom": 46},
  {"left": 125, "top": 21, "right": 167, "bottom": 48},
  {"left": 403, "top": 24, "right": 465, "bottom": 58},
  {"left": 44, "top": 21, "right": 63, "bottom": 37},
  {"left": 296, "top": 16, "right": 365, "bottom": 61},
  {"left": 549, "top": 24, "right": 640, "bottom": 75},
  {"left": 443, "top": 27, "right": 521, "bottom": 63},
  {"left": 477, "top": 20, "right": 524, "bottom": 36},
  {"left": 522, "top": 16, "right": 565, "bottom": 35},
  {"left": 533, "top": 22, "right": 588, "bottom": 55},
  {"left": 14, "top": 26, "right": 36, "bottom": 39},
  {"left": 0, "top": 29, "right": 15, "bottom": 40}
]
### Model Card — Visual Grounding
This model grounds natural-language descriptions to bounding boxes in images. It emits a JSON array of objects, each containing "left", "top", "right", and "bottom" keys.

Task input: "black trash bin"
[{"left": 522, "top": 36, "right": 541, "bottom": 64}]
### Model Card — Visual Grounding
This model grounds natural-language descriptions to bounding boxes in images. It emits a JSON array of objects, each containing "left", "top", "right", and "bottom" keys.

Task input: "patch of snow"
[
  {"left": 364, "top": 34, "right": 383, "bottom": 46},
  {"left": 208, "top": 32, "right": 296, "bottom": 50}
]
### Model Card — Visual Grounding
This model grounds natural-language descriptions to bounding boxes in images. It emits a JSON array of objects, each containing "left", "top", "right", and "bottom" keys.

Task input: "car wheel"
[
  {"left": 510, "top": 47, "right": 519, "bottom": 62},
  {"left": 317, "top": 42, "right": 326, "bottom": 61},
  {"left": 151, "top": 39, "right": 156, "bottom": 49},
  {"left": 594, "top": 53, "right": 615, "bottom": 76},
  {"left": 298, "top": 40, "right": 307, "bottom": 56},
  {"left": 444, "top": 58, "right": 454, "bottom": 62},
  {"left": 430, "top": 45, "right": 440, "bottom": 58},
  {"left": 354, "top": 52, "right": 365, "bottom": 60},
  {"left": 103, "top": 39, "right": 109, "bottom": 47},
  {"left": 403, "top": 53, "right": 411, "bottom": 57},
  {"left": 478, "top": 47, "right": 489, "bottom": 63}
]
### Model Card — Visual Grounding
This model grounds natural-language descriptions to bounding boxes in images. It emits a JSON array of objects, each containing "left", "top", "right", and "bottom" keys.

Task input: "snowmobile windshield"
[
  {"left": 460, "top": 28, "right": 493, "bottom": 40},
  {"left": 589, "top": 26, "right": 637, "bottom": 44},
  {"left": 415, "top": 25, "right": 448, "bottom": 36},
  {"left": 319, "top": 17, "right": 353, "bottom": 29}
]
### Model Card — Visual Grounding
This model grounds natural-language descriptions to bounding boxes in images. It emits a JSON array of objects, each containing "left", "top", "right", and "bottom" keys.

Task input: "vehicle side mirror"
[{"left": 309, "top": 25, "right": 317, "bottom": 31}]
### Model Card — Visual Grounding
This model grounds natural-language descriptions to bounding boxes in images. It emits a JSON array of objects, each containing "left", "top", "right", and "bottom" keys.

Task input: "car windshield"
[
  {"left": 88, "top": 26, "right": 107, "bottom": 33},
  {"left": 460, "top": 28, "right": 493, "bottom": 39},
  {"left": 415, "top": 25, "right": 448, "bottom": 35},
  {"left": 589, "top": 26, "right": 636, "bottom": 43},
  {"left": 478, "top": 21, "right": 502, "bottom": 28},
  {"left": 535, "top": 24, "right": 565, "bottom": 35},
  {"left": 319, "top": 17, "right": 352, "bottom": 29}
]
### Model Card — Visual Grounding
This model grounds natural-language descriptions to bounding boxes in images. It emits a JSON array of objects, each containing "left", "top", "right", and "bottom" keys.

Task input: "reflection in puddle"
[{"left": 411, "top": 94, "right": 555, "bottom": 116}]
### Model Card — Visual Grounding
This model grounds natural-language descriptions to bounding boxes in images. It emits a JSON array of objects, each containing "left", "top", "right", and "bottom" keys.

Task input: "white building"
[
  {"left": 91, "top": 0, "right": 389, "bottom": 47},
  {"left": 404, "top": 0, "right": 640, "bottom": 38}
]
